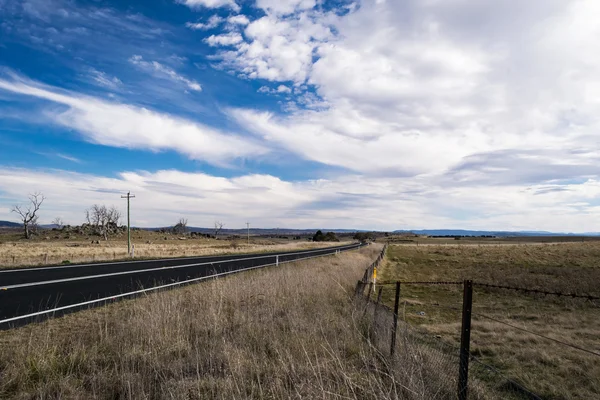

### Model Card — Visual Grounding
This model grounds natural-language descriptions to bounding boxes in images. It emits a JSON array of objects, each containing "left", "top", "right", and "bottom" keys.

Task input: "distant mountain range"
[
  {"left": 393, "top": 229, "right": 600, "bottom": 237},
  {"left": 2, "top": 220, "right": 600, "bottom": 236},
  {"left": 0, "top": 220, "right": 21, "bottom": 228},
  {"left": 143, "top": 227, "right": 362, "bottom": 235}
]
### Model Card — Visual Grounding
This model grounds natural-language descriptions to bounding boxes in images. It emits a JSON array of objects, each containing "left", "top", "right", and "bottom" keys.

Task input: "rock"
[{"left": 44, "top": 237, "right": 50, "bottom": 240}]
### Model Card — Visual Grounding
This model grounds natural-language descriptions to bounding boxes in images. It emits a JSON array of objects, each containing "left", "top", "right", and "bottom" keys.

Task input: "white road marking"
[
  {"left": 0, "top": 245, "right": 362, "bottom": 325},
  {"left": 0, "top": 244, "right": 352, "bottom": 273},
  {"left": 0, "top": 245, "right": 358, "bottom": 290}
]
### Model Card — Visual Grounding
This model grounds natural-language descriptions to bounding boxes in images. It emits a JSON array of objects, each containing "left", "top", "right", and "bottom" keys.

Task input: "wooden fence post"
[
  {"left": 373, "top": 287, "right": 383, "bottom": 321},
  {"left": 390, "top": 281, "right": 401, "bottom": 357},
  {"left": 458, "top": 280, "right": 473, "bottom": 400}
]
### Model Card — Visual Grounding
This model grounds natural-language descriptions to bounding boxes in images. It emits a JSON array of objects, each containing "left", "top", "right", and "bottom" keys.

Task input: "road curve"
[{"left": 0, "top": 243, "right": 363, "bottom": 328}]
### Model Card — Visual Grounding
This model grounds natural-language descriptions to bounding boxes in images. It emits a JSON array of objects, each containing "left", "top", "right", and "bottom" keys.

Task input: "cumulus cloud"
[
  {"left": 206, "top": 0, "right": 600, "bottom": 186},
  {"left": 0, "top": 76, "right": 268, "bottom": 165},
  {"left": 209, "top": 12, "right": 334, "bottom": 82},
  {"left": 257, "top": 85, "right": 292, "bottom": 94},
  {"left": 176, "top": 0, "right": 239, "bottom": 12},
  {"left": 255, "top": 0, "right": 316, "bottom": 16},
  {"left": 204, "top": 32, "right": 243, "bottom": 47},
  {"left": 227, "top": 14, "right": 249, "bottom": 26},
  {"left": 129, "top": 55, "right": 202, "bottom": 91}
]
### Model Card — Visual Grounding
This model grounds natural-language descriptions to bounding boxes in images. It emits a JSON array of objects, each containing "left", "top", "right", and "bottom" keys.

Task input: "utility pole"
[
  {"left": 121, "top": 191, "right": 135, "bottom": 255},
  {"left": 246, "top": 222, "right": 250, "bottom": 245}
]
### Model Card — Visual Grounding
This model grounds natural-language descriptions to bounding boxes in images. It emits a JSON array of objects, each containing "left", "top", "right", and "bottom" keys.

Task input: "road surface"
[{"left": 0, "top": 243, "right": 363, "bottom": 328}]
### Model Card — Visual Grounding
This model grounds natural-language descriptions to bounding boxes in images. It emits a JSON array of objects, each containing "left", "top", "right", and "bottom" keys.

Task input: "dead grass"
[
  {"left": 0, "top": 235, "right": 344, "bottom": 269},
  {"left": 0, "top": 244, "right": 460, "bottom": 400},
  {"left": 378, "top": 243, "right": 600, "bottom": 400}
]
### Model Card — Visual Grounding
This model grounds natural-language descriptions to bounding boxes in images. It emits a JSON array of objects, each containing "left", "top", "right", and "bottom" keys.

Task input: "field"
[
  {"left": 0, "top": 228, "right": 343, "bottom": 268},
  {"left": 377, "top": 243, "right": 600, "bottom": 399},
  {"left": 0, "top": 244, "right": 454, "bottom": 400}
]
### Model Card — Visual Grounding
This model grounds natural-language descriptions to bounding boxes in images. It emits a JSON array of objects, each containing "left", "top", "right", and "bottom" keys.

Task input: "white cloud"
[
  {"left": 185, "top": 15, "right": 224, "bottom": 30},
  {"left": 87, "top": 68, "right": 122, "bottom": 90},
  {"left": 257, "top": 85, "right": 292, "bottom": 94},
  {"left": 2, "top": 167, "right": 600, "bottom": 232},
  {"left": 209, "top": 12, "right": 334, "bottom": 83},
  {"left": 205, "top": 0, "right": 600, "bottom": 186},
  {"left": 204, "top": 32, "right": 243, "bottom": 46},
  {"left": 0, "top": 76, "right": 268, "bottom": 165},
  {"left": 129, "top": 55, "right": 202, "bottom": 91},
  {"left": 176, "top": 0, "right": 239, "bottom": 12},
  {"left": 255, "top": 0, "right": 316, "bottom": 16},
  {"left": 227, "top": 14, "right": 249, "bottom": 26},
  {"left": 56, "top": 153, "right": 82, "bottom": 163}
]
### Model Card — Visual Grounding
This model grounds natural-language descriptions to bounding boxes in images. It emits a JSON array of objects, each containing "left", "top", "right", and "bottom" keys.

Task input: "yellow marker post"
[{"left": 373, "top": 266, "right": 377, "bottom": 293}]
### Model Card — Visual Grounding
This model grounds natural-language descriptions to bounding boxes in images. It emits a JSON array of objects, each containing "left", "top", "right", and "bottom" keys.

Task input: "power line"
[{"left": 473, "top": 313, "right": 600, "bottom": 358}]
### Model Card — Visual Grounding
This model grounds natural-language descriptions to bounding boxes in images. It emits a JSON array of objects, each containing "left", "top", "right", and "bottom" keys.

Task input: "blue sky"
[{"left": 1, "top": 0, "right": 600, "bottom": 231}]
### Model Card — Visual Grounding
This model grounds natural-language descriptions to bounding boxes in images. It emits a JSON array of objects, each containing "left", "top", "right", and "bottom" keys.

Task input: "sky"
[{"left": 1, "top": 0, "right": 600, "bottom": 232}]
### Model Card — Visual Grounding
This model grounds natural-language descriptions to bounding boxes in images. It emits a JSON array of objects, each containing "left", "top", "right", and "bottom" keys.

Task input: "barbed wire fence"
[{"left": 354, "top": 246, "right": 600, "bottom": 399}]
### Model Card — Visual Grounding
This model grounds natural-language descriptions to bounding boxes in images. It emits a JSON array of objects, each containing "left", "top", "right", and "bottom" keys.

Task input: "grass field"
[
  {"left": 0, "top": 229, "right": 344, "bottom": 268},
  {"left": 377, "top": 243, "right": 600, "bottom": 399},
  {"left": 0, "top": 244, "right": 456, "bottom": 400}
]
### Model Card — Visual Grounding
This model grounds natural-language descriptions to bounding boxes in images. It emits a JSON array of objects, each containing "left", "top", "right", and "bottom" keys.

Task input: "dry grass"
[
  {"left": 0, "top": 233, "right": 344, "bottom": 269},
  {"left": 0, "top": 244, "right": 458, "bottom": 400},
  {"left": 378, "top": 243, "right": 600, "bottom": 400}
]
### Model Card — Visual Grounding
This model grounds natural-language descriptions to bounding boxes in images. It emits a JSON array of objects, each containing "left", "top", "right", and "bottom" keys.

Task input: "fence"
[{"left": 354, "top": 247, "right": 600, "bottom": 399}]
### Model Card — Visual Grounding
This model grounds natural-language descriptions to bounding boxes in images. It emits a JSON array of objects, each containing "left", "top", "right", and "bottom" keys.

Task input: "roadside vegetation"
[
  {"left": 378, "top": 243, "right": 600, "bottom": 399},
  {"left": 0, "top": 244, "right": 458, "bottom": 400}
]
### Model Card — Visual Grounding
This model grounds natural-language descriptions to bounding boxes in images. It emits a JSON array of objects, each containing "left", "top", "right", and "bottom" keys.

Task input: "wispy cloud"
[
  {"left": 56, "top": 153, "right": 83, "bottom": 163},
  {"left": 0, "top": 74, "right": 268, "bottom": 165},
  {"left": 87, "top": 68, "right": 122, "bottom": 90},
  {"left": 185, "top": 15, "right": 223, "bottom": 30},
  {"left": 129, "top": 55, "right": 202, "bottom": 92}
]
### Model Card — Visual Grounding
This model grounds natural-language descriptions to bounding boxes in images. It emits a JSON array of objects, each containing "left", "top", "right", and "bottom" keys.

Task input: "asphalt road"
[{"left": 0, "top": 243, "right": 362, "bottom": 328}]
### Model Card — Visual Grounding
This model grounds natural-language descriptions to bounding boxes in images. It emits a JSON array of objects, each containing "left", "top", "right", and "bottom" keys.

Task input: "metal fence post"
[
  {"left": 458, "top": 280, "right": 473, "bottom": 400},
  {"left": 390, "top": 281, "right": 401, "bottom": 357}
]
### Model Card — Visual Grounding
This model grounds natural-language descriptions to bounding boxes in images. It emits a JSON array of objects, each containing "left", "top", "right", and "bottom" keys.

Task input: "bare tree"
[
  {"left": 172, "top": 218, "right": 188, "bottom": 235},
  {"left": 52, "top": 217, "right": 64, "bottom": 229},
  {"left": 214, "top": 220, "right": 224, "bottom": 238},
  {"left": 11, "top": 192, "right": 45, "bottom": 239},
  {"left": 85, "top": 205, "right": 121, "bottom": 240}
]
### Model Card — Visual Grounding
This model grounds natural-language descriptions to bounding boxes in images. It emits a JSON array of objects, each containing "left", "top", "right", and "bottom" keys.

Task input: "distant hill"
[
  {"left": 0, "top": 220, "right": 20, "bottom": 228},
  {"left": 393, "top": 229, "right": 600, "bottom": 237},
  {"left": 140, "top": 227, "right": 364, "bottom": 235}
]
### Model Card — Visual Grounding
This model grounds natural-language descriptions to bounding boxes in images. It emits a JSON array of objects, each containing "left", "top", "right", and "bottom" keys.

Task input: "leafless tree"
[
  {"left": 52, "top": 217, "right": 64, "bottom": 229},
  {"left": 85, "top": 204, "right": 121, "bottom": 240},
  {"left": 11, "top": 192, "right": 45, "bottom": 239},
  {"left": 214, "top": 220, "right": 224, "bottom": 238},
  {"left": 172, "top": 218, "right": 188, "bottom": 235}
]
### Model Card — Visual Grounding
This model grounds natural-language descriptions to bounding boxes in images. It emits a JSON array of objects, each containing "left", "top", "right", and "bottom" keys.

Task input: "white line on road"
[
  {"left": 0, "top": 245, "right": 358, "bottom": 290},
  {"left": 0, "top": 245, "right": 362, "bottom": 325}
]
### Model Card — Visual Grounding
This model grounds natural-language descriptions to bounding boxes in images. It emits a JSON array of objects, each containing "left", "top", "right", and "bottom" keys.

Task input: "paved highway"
[{"left": 0, "top": 243, "right": 362, "bottom": 328}]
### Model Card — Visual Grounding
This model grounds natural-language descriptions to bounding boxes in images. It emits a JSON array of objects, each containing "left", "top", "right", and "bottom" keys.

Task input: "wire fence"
[{"left": 354, "top": 246, "right": 600, "bottom": 399}]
